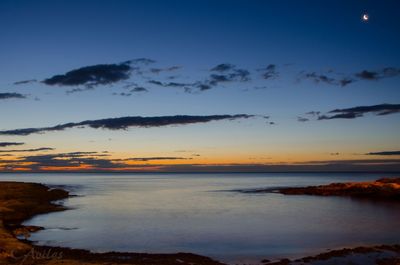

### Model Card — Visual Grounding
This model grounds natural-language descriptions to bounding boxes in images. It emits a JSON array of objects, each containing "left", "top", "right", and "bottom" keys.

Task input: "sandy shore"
[{"left": 0, "top": 180, "right": 399, "bottom": 265}]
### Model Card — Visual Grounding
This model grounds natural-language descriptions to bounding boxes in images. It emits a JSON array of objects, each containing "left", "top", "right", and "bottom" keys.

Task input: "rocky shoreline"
[
  {"left": 279, "top": 177, "right": 400, "bottom": 200},
  {"left": 242, "top": 177, "right": 400, "bottom": 201}
]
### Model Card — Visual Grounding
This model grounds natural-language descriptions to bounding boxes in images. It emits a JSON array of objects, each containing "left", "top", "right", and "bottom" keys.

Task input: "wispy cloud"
[
  {"left": 148, "top": 80, "right": 191, "bottom": 88},
  {"left": 0, "top": 147, "right": 54, "bottom": 153},
  {"left": 185, "top": 63, "right": 252, "bottom": 92},
  {"left": 211, "top": 63, "right": 236, "bottom": 72},
  {"left": 150, "top": 66, "right": 181, "bottom": 74},
  {"left": 0, "top": 93, "right": 27, "bottom": 100},
  {"left": 13, "top": 79, "right": 37, "bottom": 85},
  {"left": 317, "top": 103, "right": 400, "bottom": 120},
  {"left": 113, "top": 85, "right": 148, "bottom": 97},
  {"left": 297, "top": 117, "right": 309, "bottom": 122},
  {"left": 300, "top": 72, "right": 341, "bottom": 85},
  {"left": 123, "top": 157, "right": 192, "bottom": 162},
  {"left": 125, "top": 58, "right": 156, "bottom": 65},
  {"left": 366, "top": 151, "right": 400, "bottom": 156},
  {"left": 0, "top": 114, "right": 254, "bottom": 136},
  {"left": 258, "top": 64, "right": 279, "bottom": 80},
  {"left": 299, "top": 103, "right": 400, "bottom": 122},
  {"left": 355, "top": 67, "right": 400, "bottom": 80},
  {"left": 299, "top": 67, "right": 400, "bottom": 87},
  {"left": 0, "top": 142, "right": 24, "bottom": 147}
]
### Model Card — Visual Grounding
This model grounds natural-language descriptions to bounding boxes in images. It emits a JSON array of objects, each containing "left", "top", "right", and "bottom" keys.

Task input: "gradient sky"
[{"left": 1, "top": 0, "right": 400, "bottom": 172}]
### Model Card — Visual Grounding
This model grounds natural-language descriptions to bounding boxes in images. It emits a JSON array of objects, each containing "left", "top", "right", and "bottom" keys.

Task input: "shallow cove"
[{"left": 1, "top": 172, "right": 399, "bottom": 264}]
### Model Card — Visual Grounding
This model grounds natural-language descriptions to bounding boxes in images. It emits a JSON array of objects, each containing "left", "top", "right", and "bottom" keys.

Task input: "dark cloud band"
[
  {"left": 0, "top": 147, "right": 54, "bottom": 153},
  {"left": 124, "top": 157, "right": 191, "bottom": 162},
  {"left": 318, "top": 103, "right": 400, "bottom": 120},
  {"left": 366, "top": 151, "right": 400, "bottom": 156},
  {"left": 0, "top": 93, "right": 26, "bottom": 99},
  {"left": 43, "top": 63, "right": 132, "bottom": 87},
  {"left": 0, "top": 142, "right": 24, "bottom": 147},
  {"left": 0, "top": 114, "right": 254, "bottom": 136}
]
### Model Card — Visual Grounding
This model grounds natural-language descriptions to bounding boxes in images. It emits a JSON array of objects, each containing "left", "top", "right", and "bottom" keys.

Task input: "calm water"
[{"left": 1, "top": 173, "right": 399, "bottom": 263}]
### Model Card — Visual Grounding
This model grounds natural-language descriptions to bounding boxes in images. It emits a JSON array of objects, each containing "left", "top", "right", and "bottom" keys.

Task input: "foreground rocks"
[{"left": 263, "top": 245, "right": 400, "bottom": 265}]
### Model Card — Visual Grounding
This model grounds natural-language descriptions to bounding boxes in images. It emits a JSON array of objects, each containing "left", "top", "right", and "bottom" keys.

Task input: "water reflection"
[{"left": 0, "top": 173, "right": 398, "bottom": 263}]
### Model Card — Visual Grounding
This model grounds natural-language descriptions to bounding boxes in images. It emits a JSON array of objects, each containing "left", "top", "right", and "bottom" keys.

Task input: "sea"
[{"left": 0, "top": 172, "right": 399, "bottom": 264}]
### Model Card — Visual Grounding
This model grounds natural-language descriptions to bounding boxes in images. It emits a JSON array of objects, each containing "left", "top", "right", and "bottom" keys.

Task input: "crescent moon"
[{"left": 362, "top": 14, "right": 369, "bottom": 21}]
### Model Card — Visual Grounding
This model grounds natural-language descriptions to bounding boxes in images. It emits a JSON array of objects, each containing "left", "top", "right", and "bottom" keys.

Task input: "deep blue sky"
[{"left": 0, "top": 0, "right": 399, "bottom": 172}]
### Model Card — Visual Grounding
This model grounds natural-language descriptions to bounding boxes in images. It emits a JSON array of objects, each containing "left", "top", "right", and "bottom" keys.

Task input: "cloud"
[
  {"left": 211, "top": 63, "right": 236, "bottom": 72},
  {"left": 15, "top": 58, "right": 156, "bottom": 93},
  {"left": 148, "top": 80, "right": 164, "bottom": 86},
  {"left": 0, "top": 147, "right": 54, "bottom": 153},
  {"left": 355, "top": 67, "right": 400, "bottom": 80},
  {"left": 43, "top": 62, "right": 132, "bottom": 87},
  {"left": 143, "top": 159, "right": 400, "bottom": 172},
  {"left": 148, "top": 80, "right": 190, "bottom": 88},
  {"left": 294, "top": 158, "right": 400, "bottom": 165},
  {"left": 2, "top": 153, "right": 399, "bottom": 172},
  {"left": 181, "top": 64, "right": 253, "bottom": 92},
  {"left": 317, "top": 103, "right": 400, "bottom": 120},
  {"left": 195, "top": 83, "right": 213, "bottom": 91},
  {"left": 0, "top": 142, "right": 24, "bottom": 147},
  {"left": 125, "top": 58, "right": 156, "bottom": 65},
  {"left": 0, "top": 151, "right": 194, "bottom": 171},
  {"left": 130, "top": 87, "right": 148, "bottom": 92},
  {"left": 150, "top": 66, "right": 181, "bottom": 74},
  {"left": 123, "top": 157, "right": 192, "bottom": 162},
  {"left": 339, "top": 78, "right": 354, "bottom": 86},
  {"left": 185, "top": 63, "right": 251, "bottom": 92},
  {"left": 113, "top": 86, "right": 148, "bottom": 97},
  {"left": 13, "top": 79, "right": 37, "bottom": 85},
  {"left": 66, "top": 87, "right": 95, "bottom": 94},
  {"left": 355, "top": 70, "right": 378, "bottom": 80},
  {"left": 300, "top": 67, "right": 400, "bottom": 87},
  {"left": 113, "top": 92, "right": 132, "bottom": 97},
  {"left": 209, "top": 74, "right": 231, "bottom": 83},
  {"left": 210, "top": 64, "right": 251, "bottom": 83},
  {"left": 122, "top": 82, "right": 148, "bottom": 92},
  {"left": 300, "top": 72, "right": 346, "bottom": 86},
  {"left": 297, "top": 117, "right": 309, "bottom": 122},
  {"left": 366, "top": 151, "right": 400, "bottom": 156},
  {"left": 306, "top": 111, "right": 321, "bottom": 116},
  {"left": 0, "top": 93, "right": 27, "bottom": 99},
  {"left": 211, "top": 69, "right": 251, "bottom": 83},
  {"left": 258, "top": 64, "right": 278, "bottom": 80},
  {"left": 0, "top": 114, "right": 254, "bottom": 136},
  {"left": 13, "top": 152, "right": 121, "bottom": 170},
  {"left": 60, "top": 61, "right": 253, "bottom": 94}
]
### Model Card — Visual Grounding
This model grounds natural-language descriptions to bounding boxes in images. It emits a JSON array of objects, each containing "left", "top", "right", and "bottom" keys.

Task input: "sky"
[{"left": 0, "top": 0, "right": 400, "bottom": 172}]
